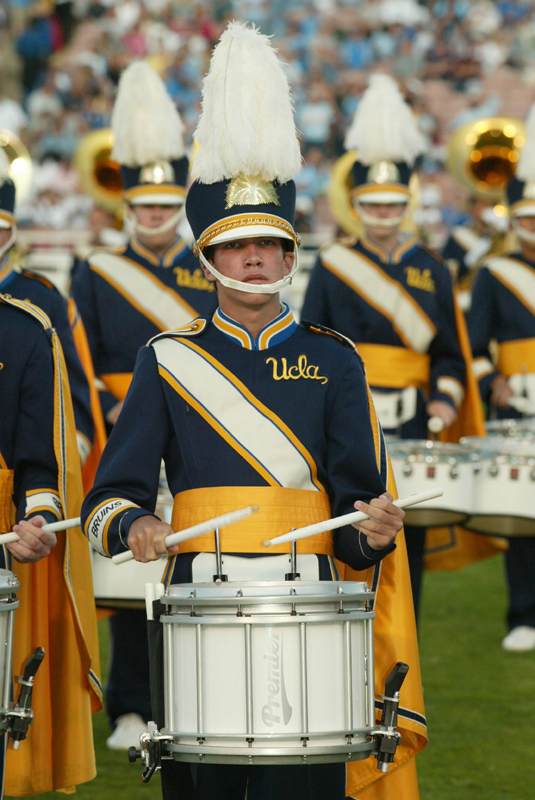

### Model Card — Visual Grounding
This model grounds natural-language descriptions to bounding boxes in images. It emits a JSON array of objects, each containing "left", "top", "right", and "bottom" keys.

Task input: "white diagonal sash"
[
  {"left": 153, "top": 337, "right": 322, "bottom": 492},
  {"left": 452, "top": 226, "right": 480, "bottom": 252},
  {"left": 321, "top": 242, "right": 436, "bottom": 353},
  {"left": 487, "top": 256, "right": 535, "bottom": 316},
  {"left": 90, "top": 251, "right": 197, "bottom": 331}
]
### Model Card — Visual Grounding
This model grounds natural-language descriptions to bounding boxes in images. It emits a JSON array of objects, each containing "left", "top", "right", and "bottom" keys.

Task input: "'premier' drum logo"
[{"left": 262, "top": 629, "right": 293, "bottom": 727}]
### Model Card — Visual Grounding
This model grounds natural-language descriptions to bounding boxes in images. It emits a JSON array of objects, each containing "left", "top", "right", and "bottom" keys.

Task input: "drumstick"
[
  {"left": 427, "top": 416, "right": 445, "bottom": 434},
  {"left": 0, "top": 516, "right": 82, "bottom": 546},
  {"left": 112, "top": 505, "right": 259, "bottom": 565},
  {"left": 262, "top": 487, "right": 444, "bottom": 548}
]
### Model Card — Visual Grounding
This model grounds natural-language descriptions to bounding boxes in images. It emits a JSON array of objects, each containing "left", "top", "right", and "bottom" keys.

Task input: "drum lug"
[
  {"left": 449, "top": 465, "right": 459, "bottom": 479},
  {"left": 374, "top": 661, "right": 409, "bottom": 773},
  {"left": 402, "top": 462, "right": 412, "bottom": 477}
]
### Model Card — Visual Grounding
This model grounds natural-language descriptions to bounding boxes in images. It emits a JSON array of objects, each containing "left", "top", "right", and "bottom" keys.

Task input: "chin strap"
[
  {"left": 355, "top": 202, "right": 408, "bottom": 228},
  {"left": 0, "top": 225, "right": 17, "bottom": 259},
  {"left": 198, "top": 247, "right": 299, "bottom": 295},
  {"left": 125, "top": 206, "right": 185, "bottom": 238},
  {"left": 513, "top": 219, "right": 535, "bottom": 243}
]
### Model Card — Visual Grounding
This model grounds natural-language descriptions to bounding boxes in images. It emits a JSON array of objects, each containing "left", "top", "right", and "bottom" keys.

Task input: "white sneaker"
[
  {"left": 106, "top": 713, "right": 147, "bottom": 750},
  {"left": 502, "top": 626, "right": 535, "bottom": 652}
]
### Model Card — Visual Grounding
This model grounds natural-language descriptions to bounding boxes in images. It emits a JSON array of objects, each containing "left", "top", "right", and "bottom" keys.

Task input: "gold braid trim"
[{"left": 194, "top": 214, "right": 300, "bottom": 255}]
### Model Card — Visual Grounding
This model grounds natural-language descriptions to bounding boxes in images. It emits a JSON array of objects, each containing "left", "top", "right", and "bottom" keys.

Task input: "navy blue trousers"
[
  {"left": 504, "top": 537, "right": 535, "bottom": 630},
  {"left": 106, "top": 609, "right": 152, "bottom": 725}
]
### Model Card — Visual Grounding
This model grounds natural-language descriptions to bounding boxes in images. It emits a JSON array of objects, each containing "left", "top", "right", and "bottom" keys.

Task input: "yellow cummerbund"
[
  {"left": 100, "top": 373, "right": 133, "bottom": 401},
  {"left": 0, "top": 469, "right": 14, "bottom": 533},
  {"left": 171, "top": 486, "right": 333, "bottom": 555},
  {"left": 497, "top": 338, "right": 535, "bottom": 377},
  {"left": 356, "top": 343, "right": 430, "bottom": 391}
]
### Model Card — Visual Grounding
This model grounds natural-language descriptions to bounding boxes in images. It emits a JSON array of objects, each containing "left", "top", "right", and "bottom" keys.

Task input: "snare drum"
[
  {"left": 160, "top": 580, "right": 376, "bottom": 765},
  {"left": 387, "top": 440, "right": 476, "bottom": 527},
  {"left": 0, "top": 569, "right": 19, "bottom": 731},
  {"left": 463, "top": 432, "right": 535, "bottom": 537}
]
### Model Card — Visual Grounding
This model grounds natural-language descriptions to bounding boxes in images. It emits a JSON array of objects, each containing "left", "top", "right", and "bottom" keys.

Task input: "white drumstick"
[
  {"left": 262, "top": 488, "right": 444, "bottom": 548},
  {"left": 0, "top": 516, "right": 82, "bottom": 546},
  {"left": 428, "top": 416, "right": 445, "bottom": 433},
  {"left": 112, "top": 505, "right": 259, "bottom": 564}
]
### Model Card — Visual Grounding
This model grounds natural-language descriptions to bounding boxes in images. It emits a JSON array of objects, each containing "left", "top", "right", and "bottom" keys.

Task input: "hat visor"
[
  {"left": 209, "top": 223, "right": 294, "bottom": 246},
  {"left": 511, "top": 200, "right": 535, "bottom": 218}
]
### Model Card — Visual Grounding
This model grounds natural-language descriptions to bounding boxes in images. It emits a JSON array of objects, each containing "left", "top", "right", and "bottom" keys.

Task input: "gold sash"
[
  {"left": 497, "top": 338, "right": 535, "bottom": 377},
  {"left": 356, "top": 344, "right": 430, "bottom": 390},
  {"left": 170, "top": 486, "right": 333, "bottom": 555},
  {"left": 0, "top": 469, "right": 14, "bottom": 532}
]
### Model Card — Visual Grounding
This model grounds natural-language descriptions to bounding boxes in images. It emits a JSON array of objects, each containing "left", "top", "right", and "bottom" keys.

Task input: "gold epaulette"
[
  {"left": 149, "top": 317, "right": 208, "bottom": 346},
  {"left": 301, "top": 320, "right": 356, "bottom": 351}
]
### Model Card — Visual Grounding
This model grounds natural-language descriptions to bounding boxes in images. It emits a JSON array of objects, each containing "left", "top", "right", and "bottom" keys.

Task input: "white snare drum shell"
[
  {"left": 387, "top": 440, "right": 475, "bottom": 527},
  {"left": 162, "top": 581, "right": 375, "bottom": 763}
]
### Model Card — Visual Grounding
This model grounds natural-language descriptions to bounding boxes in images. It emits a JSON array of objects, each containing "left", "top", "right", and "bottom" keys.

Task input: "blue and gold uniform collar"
[
  {"left": 131, "top": 236, "right": 188, "bottom": 268},
  {"left": 360, "top": 233, "right": 418, "bottom": 265},
  {"left": 0, "top": 258, "right": 15, "bottom": 290},
  {"left": 213, "top": 303, "right": 297, "bottom": 351}
]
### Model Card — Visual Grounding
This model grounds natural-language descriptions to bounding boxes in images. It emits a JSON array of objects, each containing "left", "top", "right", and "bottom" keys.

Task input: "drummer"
[
  {"left": 71, "top": 61, "right": 218, "bottom": 750},
  {"left": 0, "top": 294, "right": 100, "bottom": 796},
  {"left": 467, "top": 100, "right": 535, "bottom": 652},
  {"left": 82, "top": 23, "right": 424, "bottom": 800},
  {"left": 300, "top": 74, "right": 470, "bottom": 620}
]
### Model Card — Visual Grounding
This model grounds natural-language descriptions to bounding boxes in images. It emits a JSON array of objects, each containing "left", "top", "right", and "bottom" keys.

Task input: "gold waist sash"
[
  {"left": 497, "top": 338, "right": 535, "bottom": 377},
  {"left": 171, "top": 486, "right": 333, "bottom": 555},
  {"left": 100, "top": 373, "right": 133, "bottom": 401},
  {"left": 356, "top": 344, "right": 430, "bottom": 390},
  {"left": 0, "top": 469, "right": 14, "bottom": 532}
]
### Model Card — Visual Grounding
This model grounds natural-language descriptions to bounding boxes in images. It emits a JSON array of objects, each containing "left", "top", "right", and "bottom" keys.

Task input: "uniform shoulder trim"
[
  {"left": 148, "top": 317, "right": 208, "bottom": 346},
  {"left": 301, "top": 320, "right": 356, "bottom": 351},
  {"left": 418, "top": 245, "right": 449, "bottom": 269},
  {"left": 318, "top": 235, "right": 356, "bottom": 257},
  {"left": 0, "top": 293, "right": 52, "bottom": 330},
  {"left": 20, "top": 268, "right": 59, "bottom": 293},
  {"left": 88, "top": 244, "right": 128, "bottom": 262}
]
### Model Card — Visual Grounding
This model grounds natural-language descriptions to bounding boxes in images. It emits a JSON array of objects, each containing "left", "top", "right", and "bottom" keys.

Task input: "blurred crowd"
[{"left": 2, "top": 0, "right": 535, "bottom": 247}]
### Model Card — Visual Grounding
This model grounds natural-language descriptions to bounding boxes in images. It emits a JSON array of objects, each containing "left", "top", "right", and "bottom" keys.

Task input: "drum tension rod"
[
  {"left": 213, "top": 528, "right": 228, "bottom": 583},
  {"left": 374, "top": 662, "right": 409, "bottom": 773},
  {"left": 285, "top": 537, "right": 301, "bottom": 581}
]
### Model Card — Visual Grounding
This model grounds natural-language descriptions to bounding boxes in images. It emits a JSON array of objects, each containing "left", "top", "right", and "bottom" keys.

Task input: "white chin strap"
[
  {"left": 126, "top": 206, "right": 184, "bottom": 238},
  {"left": 355, "top": 203, "right": 408, "bottom": 228},
  {"left": 0, "top": 225, "right": 16, "bottom": 259},
  {"left": 198, "top": 247, "right": 299, "bottom": 295},
  {"left": 513, "top": 220, "right": 535, "bottom": 243}
]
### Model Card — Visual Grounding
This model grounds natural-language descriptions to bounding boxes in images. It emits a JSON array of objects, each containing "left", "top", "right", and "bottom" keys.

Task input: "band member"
[
  {"left": 0, "top": 150, "right": 94, "bottom": 466},
  {"left": 72, "top": 61, "right": 218, "bottom": 749},
  {"left": 301, "top": 74, "right": 487, "bottom": 619},
  {"left": 82, "top": 24, "right": 426, "bottom": 800},
  {"left": 0, "top": 295, "right": 100, "bottom": 797},
  {"left": 442, "top": 196, "right": 509, "bottom": 312},
  {"left": 468, "top": 101, "right": 535, "bottom": 652}
]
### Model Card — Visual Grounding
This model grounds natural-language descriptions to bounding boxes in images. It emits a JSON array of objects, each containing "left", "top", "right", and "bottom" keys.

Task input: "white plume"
[
  {"left": 0, "top": 148, "right": 10, "bottom": 183},
  {"left": 345, "top": 73, "right": 427, "bottom": 166},
  {"left": 111, "top": 61, "right": 185, "bottom": 166},
  {"left": 516, "top": 101, "right": 535, "bottom": 182},
  {"left": 192, "top": 21, "right": 301, "bottom": 184}
]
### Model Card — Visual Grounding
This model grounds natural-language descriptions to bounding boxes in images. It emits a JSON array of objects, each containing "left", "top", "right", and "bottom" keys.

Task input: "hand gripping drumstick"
[
  {"left": 111, "top": 505, "right": 259, "bottom": 564},
  {"left": 262, "top": 488, "right": 444, "bottom": 548},
  {"left": 0, "top": 516, "right": 82, "bottom": 546}
]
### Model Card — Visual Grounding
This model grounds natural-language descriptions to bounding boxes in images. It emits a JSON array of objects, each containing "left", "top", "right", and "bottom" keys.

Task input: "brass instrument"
[
  {"left": 0, "top": 130, "right": 32, "bottom": 202},
  {"left": 327, "top": 150, "right": 420, "bottom": 237},
  {"left": 74, "top": 129, "right": 123, "bottom": 214},
  {"left": 447, "top": 117, "right": 525, "bottom": 207}
]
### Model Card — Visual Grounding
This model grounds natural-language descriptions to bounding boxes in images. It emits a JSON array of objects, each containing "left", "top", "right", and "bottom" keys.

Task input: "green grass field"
[{"left": 9, "top": 555, "right": 535, "bottom": 800}]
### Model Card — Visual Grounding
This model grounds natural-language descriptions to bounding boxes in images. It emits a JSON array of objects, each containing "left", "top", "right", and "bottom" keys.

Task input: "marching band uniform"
[
  {"left": 302, "top": 75, "right": 472, "bottom": 619},
  {"left": 468, "top": 135, "right": 535, "bottom": 650},
  {"left": 83, "top": 28, "right": 426, "bottom": 800},
  {"left": 0, "top": 295, "right": 101, "bottom": 796},
  {"left": 71, "top": 61, "right": 217, "bottom": 747},
  {"left": 0, "top": 163, "right": 94, "bottom": 466}
]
